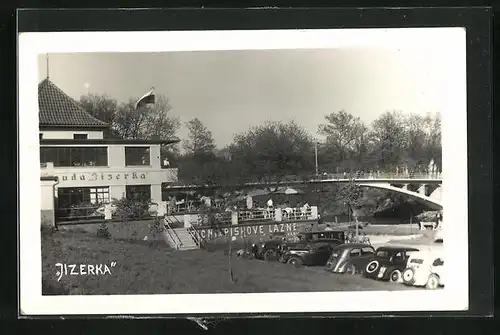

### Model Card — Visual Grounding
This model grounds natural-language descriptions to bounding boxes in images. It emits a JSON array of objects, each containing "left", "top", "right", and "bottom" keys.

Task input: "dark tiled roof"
[{"left": 38, "top": 78, "right": 109, "bottom": 128}]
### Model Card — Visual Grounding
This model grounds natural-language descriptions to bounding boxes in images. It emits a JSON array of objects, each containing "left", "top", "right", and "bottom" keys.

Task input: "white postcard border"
[{"left": 18, "top": 28, "right": 468, "bottom": 315}]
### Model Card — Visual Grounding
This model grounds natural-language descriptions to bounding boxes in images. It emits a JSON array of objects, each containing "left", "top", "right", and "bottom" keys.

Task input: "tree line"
[{"left": 80, "top": 92, "right": 442, "bottom": 187}]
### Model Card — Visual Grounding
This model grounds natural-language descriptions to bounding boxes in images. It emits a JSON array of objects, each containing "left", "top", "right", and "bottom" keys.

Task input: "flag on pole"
[{"left": 135, "top": 87, "right": 155, "bottom": 109}]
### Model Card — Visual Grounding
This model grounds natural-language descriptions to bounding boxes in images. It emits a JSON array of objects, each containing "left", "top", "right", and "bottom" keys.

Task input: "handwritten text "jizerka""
[{"left": 55, "top": 262, "right": 117, "bottom": 282}]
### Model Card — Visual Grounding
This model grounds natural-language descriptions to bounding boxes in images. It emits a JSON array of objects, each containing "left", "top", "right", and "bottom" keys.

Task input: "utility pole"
[{"left": 314, "top": 141, "right": 319, "bottom": 176}]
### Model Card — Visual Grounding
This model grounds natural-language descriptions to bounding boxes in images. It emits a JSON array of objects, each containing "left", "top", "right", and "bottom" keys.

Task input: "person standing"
[
  {"left": 246, "top": 195, "right": 253, "bottom": 210},
  {"left": 266, "top": 198, "right": 274, "bottom": 219}
]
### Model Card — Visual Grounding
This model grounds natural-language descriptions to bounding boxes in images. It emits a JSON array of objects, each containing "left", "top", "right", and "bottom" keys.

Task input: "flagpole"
[{"left": 46, "top": 53, "right": 49, "bottom": 79}]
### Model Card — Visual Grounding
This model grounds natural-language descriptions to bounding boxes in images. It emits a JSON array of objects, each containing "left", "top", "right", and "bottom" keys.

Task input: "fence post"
[
  {"left": 310, "top": 206, "right": 318, "bottom": 220},
  {"left": 184, "top": 214, "right": 192, "bottom": 228},
  {"left": 157, "top": 201, "right": 167, "bottom": 216},
  {"left": 231, "top": 211, "right": 238, "bottom": 225},
  {"left": 104, "top": 204, "right": 112, "bottom": 220},
  {"left": 274, "top": 208, "right": 282, "bottom": 222}
]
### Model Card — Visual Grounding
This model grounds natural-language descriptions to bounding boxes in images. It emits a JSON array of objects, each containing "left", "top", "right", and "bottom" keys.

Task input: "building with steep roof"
[{"left": 39, "top": 78, "right": 179, "bottom": 225}]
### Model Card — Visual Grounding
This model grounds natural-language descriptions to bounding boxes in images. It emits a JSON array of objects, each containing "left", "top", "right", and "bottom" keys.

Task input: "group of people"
[{"left": 239, "top": 197, "right": 312, "bottom": 221}]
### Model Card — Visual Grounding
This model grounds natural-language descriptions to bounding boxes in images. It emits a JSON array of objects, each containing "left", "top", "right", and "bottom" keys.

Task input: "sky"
[{"left": 38, "top": 48, "right": 444, "bottom": 148}]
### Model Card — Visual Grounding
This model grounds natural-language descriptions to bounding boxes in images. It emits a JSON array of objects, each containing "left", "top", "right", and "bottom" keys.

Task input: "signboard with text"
[
  {"left": 194, "top": 220, "right": 315, "bottom": 241},
  {"left": 40, "top": 168, "right": 178, "bottom": 186}
]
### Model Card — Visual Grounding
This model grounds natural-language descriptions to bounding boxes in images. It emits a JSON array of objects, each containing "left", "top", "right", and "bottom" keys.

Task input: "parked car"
[
  {"left": 251, "top": 239, "right": 286, "bottom": 261},
  {"left": 324, "top": 243, "right": 376, "bottom": 275},
  {"left": 363, "top": 246, "right": 420, "bottom": 282},
  {"left": 251, "top": 232, "right": 289, "bottom": 261},
  {"left": 279, "top": 240, "right": 340, "bottom": 267},
  {"left": 402, "top": 250, "right": 445, "bottom": 289},
  {"left": 295, "top": 230, "right": 345, "bottom": 245}
]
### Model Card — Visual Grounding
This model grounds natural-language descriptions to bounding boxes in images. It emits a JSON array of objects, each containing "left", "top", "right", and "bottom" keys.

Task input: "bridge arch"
[{"left": 358, "top": 183, "right": 442, "bottom": 210}]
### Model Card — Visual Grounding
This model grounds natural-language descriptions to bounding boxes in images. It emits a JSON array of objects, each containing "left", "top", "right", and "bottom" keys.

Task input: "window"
[
  {"left": 392, "top": 252, "right": 404, "bottom": 260},
  {"left": 39, "top": 133, "right": 43, "bottom": 140},
  {"left": 125, "top": 147, "right": 150, "bottom": 166},
  {"left": 361, "top": 247, "right": 375, "bottom": 255},
  {"left": 74, "top": 134, "right": 88, "bottom": 140},
  {"left": 350, "top": 248, "right": 361, "bottom": 257},
  {"left": 432, "top": 258, "right": 444, "bottom": 266},
  {"left": 126, "top": 185, "right": 151, "bottom": 202},
  {"left": 40, "top": 146, "right": 108, "bottom": 167},
  {"left": 56, "top": 187, "right": 110, "bottom": 221},
  {"left": 57, "top": 187, "right": 110, "bottom": 207},
  {"left": 376, "top": 250, "right": 389, "bottom": 257},
  {"left": 90, "top": 187, "right": 110, "bottom": 205},
  {"left": 405, "top": 251, "right": 417, "bottom": 258},
  {"left": 315, "top": 244, "right": 330, "bottom": 252}
]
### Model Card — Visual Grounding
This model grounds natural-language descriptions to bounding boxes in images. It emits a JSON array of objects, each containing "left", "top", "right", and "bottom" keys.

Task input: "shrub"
[
  {"left": 69, "top": 202, "right": 101, "bottom": 219},
  {"left": 149, "top": 217, "right": 164, "bottom": 238},
  {"left": 415, "top": 210, "right": 442, "bottom": 222},
  {"left": 96, "top": 222, "right": 111, "bottom": 239},
  {"left": 111, "top": 197, "right": 153, "bottom": 221}
]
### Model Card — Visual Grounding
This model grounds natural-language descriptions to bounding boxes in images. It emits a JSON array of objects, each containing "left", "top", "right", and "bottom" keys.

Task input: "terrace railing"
[
  {"left": 190, "top": 207, "right": 318, "bottom": 226},
  {"left": 163, "top": 217, "right": 183, "bottom": 249},
  {"left": 55, "top": 204, "right": 105, "bottom": 222},
  {"left": 187, "top": 224, "right": 207, "bottom": 248}
]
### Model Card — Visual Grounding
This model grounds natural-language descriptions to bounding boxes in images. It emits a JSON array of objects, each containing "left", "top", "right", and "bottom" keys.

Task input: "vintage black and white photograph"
[{"left": 19, "top": 28, "right": 468, "bottom": 315}]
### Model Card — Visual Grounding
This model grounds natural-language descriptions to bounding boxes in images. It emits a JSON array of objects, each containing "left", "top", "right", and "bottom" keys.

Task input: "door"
[
  {"left": 348, "top": 248, "right": 363, "bottom": 268},
  {"left": 312, "top": 243, "right": 332, "bottom": 265},
  {"left": 391, "top": 251, "right": 405, "bottom": 267}
]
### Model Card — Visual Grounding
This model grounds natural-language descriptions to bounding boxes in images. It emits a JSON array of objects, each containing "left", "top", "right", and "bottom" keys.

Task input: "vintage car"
[
  {"left": 363, "top": 246, "right": 420, "bottom": 282},
  {"left": 251, "top": 232, "right": 290, "bottom": 261},
  {"left": 402, "top": 250, "right": 445, "bottom": 289},
  {"left": 279, "top": 240, "right": 340, "bottom": 267},
  {"left": 252, "top": 230, "right": 345, "bottom": 262},
  {"left": 295, "top": 230, "right": 345, "bottom": 244},
  {"left": 324, "top": 243, "right": 376, "bottom": 275}
]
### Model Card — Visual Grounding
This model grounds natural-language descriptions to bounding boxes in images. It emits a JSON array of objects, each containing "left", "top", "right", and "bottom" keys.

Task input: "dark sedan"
[
  {"left": 324, "top": 243, "right": 376, "bottom": 275},
  {"left": 363, "top": 246, "right": 420, "bottom": 282},
  {"left": 279, "top": 240, "right": 342, "bottom": 267}
]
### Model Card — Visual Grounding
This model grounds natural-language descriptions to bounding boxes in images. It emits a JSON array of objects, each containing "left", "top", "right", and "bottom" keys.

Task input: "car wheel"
[
  {"left": 389, "top": 269, "right": 402, "bottom": 283},
  {"left": 402, "top": 268, "right": 415, "bottom": 285},
  {"left": 264, "top": 250, "right": 277, "bottom": 261},
  {"left": 287, "top": 257, "right": 303, "bottom": 268},
  {"left": 425, "top": 274, "right": 440, "bottom": 290},
  {"left": 365, "top": 260, "right": 379, "bottom": 274},
  {"left": 346, "top": 264, "right": 357, "bottom": 275}
]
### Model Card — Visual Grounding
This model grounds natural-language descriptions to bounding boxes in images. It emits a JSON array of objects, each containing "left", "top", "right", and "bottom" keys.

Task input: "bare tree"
[
  {"left": 112, "top": 94, "right": 180, "bottom": 142},
  {"left": 79, "top": 93, "right": 118, "bottom": 125},
  {"left": 183, "top": 118, "right": 216, "bottom": 155}
]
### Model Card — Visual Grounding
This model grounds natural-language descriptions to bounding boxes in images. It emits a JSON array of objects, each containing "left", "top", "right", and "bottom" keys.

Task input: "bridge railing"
[{"left": 314, "top": 172, "right": 442, "bottom": 180}]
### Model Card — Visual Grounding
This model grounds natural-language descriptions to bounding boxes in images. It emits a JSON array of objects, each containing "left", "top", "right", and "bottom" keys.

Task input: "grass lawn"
[{"left": 42, "top": 229, "right": 414, "bottom": 295}]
